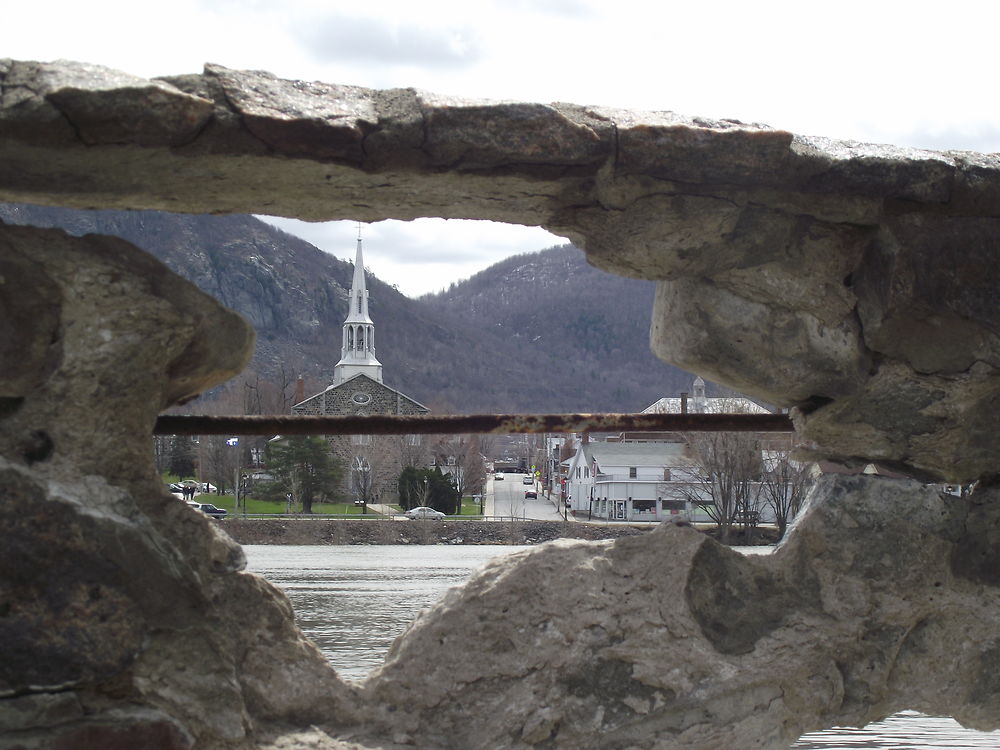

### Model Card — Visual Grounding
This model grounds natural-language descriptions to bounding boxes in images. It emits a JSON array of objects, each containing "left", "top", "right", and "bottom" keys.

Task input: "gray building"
[{"left": 292, "top": 232, "right": 428, "bottom": 504}]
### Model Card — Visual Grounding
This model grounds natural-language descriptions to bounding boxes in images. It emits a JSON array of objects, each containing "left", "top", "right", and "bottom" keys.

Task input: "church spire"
[{"left": 333, "top": 225, "right": 382, "bottom": 385}]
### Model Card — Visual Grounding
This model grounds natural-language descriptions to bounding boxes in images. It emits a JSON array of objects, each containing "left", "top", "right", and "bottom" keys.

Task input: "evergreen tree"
[
  {"left": 398, "top": 466, "right": 460, "bottom": 515},
  {"left": 168, "top": 436, "right": 195, "bottom": 478},
  {"left": 265, "top": 437, "right": 343, "bottom": 513}
]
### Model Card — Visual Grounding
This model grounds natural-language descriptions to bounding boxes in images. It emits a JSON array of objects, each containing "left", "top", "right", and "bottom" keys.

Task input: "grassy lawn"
[{"left": 459, "top": 498, "right": 486, "bottom": 516}]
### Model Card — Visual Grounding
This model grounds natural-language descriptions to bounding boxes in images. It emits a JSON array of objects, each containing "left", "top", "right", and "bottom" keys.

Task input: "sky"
[{"left": 6, "top": 0, "right": 999, "bottom": 296}]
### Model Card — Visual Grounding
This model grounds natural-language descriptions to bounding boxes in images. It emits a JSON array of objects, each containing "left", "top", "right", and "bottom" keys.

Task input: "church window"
[
  {"left": 347, "top": 327, "right": 354, "bottom": 349},
  {"left": 357, "top": 294, "right": 362, "bottom": 314}
]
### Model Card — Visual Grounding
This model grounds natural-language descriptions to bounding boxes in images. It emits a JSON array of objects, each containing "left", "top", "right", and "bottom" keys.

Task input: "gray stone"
[
  {"left": 360, "top": 476, "right": 1000, "bottom": 749},
  {"left": 0, "top": 223, "right": 361, "bottom": 747},
  {"left": 2, "top": 58, "right": 1000, "bottom": 750},
  {"left": 2, "top": 59, "right": 997, "bottom": 480}
]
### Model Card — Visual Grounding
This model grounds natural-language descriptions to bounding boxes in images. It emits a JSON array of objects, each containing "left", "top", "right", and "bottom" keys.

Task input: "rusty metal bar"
[{"left": 154, "top": 412, "right": 794, "bottom": 436}]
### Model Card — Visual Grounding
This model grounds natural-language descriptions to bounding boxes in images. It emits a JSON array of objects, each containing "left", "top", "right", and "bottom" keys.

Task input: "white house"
[{"left": 564, "top": 441, "right": 713, "bottom": 522}]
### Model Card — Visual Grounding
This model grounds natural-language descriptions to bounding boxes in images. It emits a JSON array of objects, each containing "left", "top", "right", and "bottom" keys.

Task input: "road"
[{"left": 488, "top": 473, "right": 565, "bottom": 521}]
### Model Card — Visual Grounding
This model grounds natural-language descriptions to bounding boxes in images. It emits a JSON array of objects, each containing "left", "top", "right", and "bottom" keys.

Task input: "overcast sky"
[{"left": 7, "top": 0, "right": 998, "bottom": 296}]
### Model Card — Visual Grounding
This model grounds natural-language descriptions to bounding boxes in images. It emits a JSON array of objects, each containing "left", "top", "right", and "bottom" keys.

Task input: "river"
[{"left": 243, "top": 544, "right": 1000, "bottom": 749}]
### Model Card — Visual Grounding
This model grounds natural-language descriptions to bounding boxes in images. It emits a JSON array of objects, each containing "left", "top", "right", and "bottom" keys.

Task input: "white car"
[
  {"left": 404, "top": 506, "right": 445, "bottom": 520},
  {"left": 494, "top": 472, "right": 504, "bottom": 480},
  {"left": 522, "top": 476, "right": 534, "bottom": 485}
]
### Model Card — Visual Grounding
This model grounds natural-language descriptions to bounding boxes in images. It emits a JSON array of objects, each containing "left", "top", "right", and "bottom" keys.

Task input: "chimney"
[
  {"left": 680, "top": 392, "right": 689, "bottom": 414},
  {"left": 294, "top": 376, "right": 305, "bottom": 406}
]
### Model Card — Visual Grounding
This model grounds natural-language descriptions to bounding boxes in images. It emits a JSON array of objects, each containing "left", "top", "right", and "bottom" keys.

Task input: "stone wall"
[
  {"left": 291, "top": 375, "right": 429, "bottom": 501},
  {"left": 1, "top": 59, "right": 998, "bottom": 749}
]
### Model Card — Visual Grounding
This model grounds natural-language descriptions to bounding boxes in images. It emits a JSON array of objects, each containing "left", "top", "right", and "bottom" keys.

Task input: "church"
[{"left": 291, "top": 231, "right": 429, "bottom": 505}]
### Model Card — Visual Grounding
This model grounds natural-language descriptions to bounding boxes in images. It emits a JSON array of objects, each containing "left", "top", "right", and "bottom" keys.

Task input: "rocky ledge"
[
  {"left": 223, "top": 518, "right": 650, "bottom": 546},
  {"left": 2, "top": 59, "right": 998, "bottom": 750}
]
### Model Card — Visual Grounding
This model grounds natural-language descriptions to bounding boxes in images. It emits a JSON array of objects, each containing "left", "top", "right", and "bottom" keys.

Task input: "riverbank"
[
  {"left": 221, "top": 518, "right": 780, "bottom": 546},
  {"left": 222, "top": 518, "right": 651, "bottom": 545}
]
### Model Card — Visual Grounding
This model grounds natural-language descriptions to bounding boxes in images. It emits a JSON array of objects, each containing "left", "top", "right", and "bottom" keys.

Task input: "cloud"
[
  {"left": 257, "top": 216, "right": 565, "bottom": 298},
  {"left": 292, "top": 13, "right": 482, "bottom": 68}
]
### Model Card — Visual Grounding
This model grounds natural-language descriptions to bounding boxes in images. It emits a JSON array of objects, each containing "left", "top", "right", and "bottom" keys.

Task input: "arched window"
[{"left": 347, "top": 327, "right": 354, "bottom": 349}]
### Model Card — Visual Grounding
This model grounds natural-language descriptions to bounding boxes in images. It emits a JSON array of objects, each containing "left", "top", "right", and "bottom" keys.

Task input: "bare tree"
[
  {"left": 432, "top": 435, "right": 487, "bottom": 507},
  {"left": 190, "top": 388, "right": 247, "bottom": 494},
  {"left": 760, "top": 450, "right": 812, "bottom": 539},
  {"left": 394, "top": 434, "right": 430, "bottom": 471},
  {"left": 681, "top": 431, "right": 763, "bottom": 544},
  {"left": 348, "top": 436, "right": 400, "bottom": 511}
]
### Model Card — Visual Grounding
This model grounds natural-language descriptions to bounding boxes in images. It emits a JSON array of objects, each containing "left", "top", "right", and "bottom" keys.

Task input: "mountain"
[
  {"left": 1, "top": 204, "right": 698, "bottom": 413},
  {"left": 423, "top": 246, "right": 700, "bottom": 409}
]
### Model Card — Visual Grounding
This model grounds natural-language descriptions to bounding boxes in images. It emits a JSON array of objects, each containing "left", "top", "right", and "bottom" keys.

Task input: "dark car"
[
  {"left": 192, "top": 503, "right": 227, "bottom": 518},
  {"left": 524, "top": 490, "right": 537, "bottom": 499}
]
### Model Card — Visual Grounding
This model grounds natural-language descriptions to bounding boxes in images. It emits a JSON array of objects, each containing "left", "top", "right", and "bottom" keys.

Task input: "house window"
[
  {"left": 351, "top": 434, "right": 372, "bottom": 445},
  {"left": 405, "top": 435, "right": 421, "bottom": 446},
  {"left": 629, "top": 467, "right": 637, "bottom": 478},
  {"left": 663, "top": 468, "right": 671, "bottom": 481}
]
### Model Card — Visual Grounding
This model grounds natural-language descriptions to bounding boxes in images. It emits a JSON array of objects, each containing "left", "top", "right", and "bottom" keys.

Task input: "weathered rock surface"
[
  {"left": 222, "top": 518, "right": 653, "bottom": 546},
  {"left": 2, "top": 58, "right": 1000, "bottom": 750},
  {"left": 359, "top": 475, "right": 1000, "bottom": 749},
  {"left": 2, "top": 59, "right": 999, "bottom": 481},
  {"left": 0, "top": 225, "right": 360, "bottom": 747}
]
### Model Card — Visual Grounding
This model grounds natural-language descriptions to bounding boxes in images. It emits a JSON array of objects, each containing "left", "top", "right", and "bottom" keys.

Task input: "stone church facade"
[{"left": 291, "top": 232, "right": 428, "bottom": 504}]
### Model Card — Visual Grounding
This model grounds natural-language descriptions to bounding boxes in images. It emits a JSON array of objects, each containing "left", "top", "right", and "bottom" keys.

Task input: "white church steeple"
[{"left": 333, "top": 226, "right": 382, "bottom": 385}]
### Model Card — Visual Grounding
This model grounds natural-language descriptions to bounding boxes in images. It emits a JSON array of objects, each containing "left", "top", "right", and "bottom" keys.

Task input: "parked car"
[
  {"left": 494, "top": 472, "right": 504, "bottom": 480},
  {"left": 189, "top": 502, "right": 227, "bottom": 518},
  {"left": 524, "top": 490, "right": 537, "bottom": 499},
  {"left": 404, "top": 506, "right": 445, "bottom": 520},
  {"left": 522, "top": 476, "right": 534, "bottom": 485},
  {"left": 167, "top": 482, "right": 183, "bottom": 493}
]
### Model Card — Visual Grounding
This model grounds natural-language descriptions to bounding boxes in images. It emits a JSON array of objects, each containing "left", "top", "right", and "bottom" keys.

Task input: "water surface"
[{"left": 244, "top": 544, "right": 1000, "bottom": 748}]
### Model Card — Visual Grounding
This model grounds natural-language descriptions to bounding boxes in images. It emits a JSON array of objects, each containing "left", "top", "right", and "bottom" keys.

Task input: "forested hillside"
[
  {"left": 424, "top": 245, "right": 700, "bottom": 408},
  {"left": 2, "top": 204, "right": 700, "bottom": 412}
]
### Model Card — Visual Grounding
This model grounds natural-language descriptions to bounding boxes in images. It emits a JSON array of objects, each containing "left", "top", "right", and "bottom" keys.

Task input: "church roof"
[
  {"left": 294, "top": 373, "right": 429, "bottom": 413},
  {"left": 641, "top": 396, "right": 769, "bottom": 414}
]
